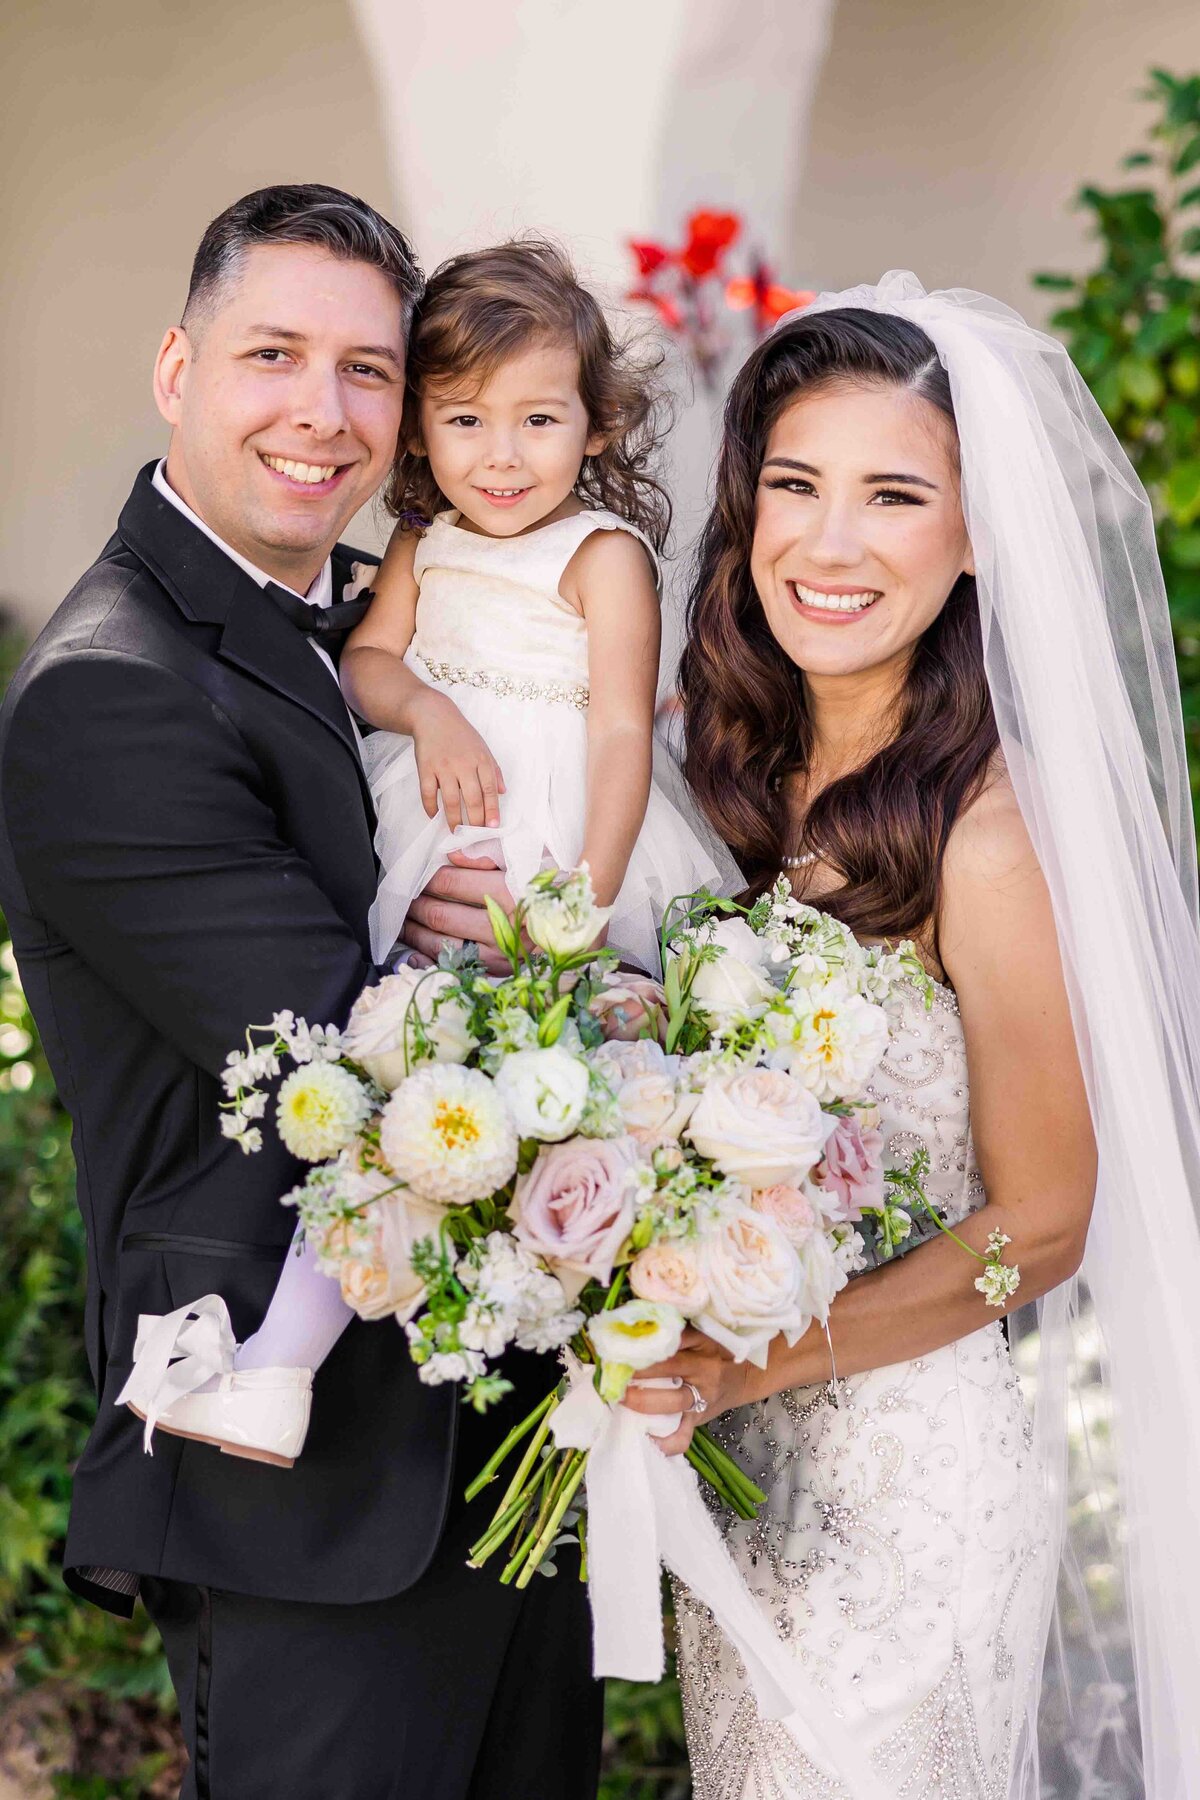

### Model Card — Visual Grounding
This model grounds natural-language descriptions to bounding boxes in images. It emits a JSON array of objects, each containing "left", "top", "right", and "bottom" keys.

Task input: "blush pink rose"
[
  {"left": 510, "top": 1135, "right": 642, "bottom": 1289},
  {"left": 588, "top": 972, "right": 669, "bottom": 1044},
  {"left": 751, "top": 1184, "right": 820, "bottom": 1247},
  {"left": 811, "top": 1113, "right": 884, "bottom": 1223}
]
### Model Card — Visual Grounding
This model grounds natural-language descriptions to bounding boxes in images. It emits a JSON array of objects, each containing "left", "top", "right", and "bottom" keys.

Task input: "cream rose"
[
  {"left": 493, "top": 1045, "right": 590, "bottom": 1142},
  {"left": 687, "top": 917, "right": 776, "bottom": 1020},
  {"left": 590, "top": 1039, "right": 697, "bottom": 1146},
  {"left": 510, "top": 1134, "right": 641, "bottom": 1287},
  {"left": 339, "top": 1193, "right": 443, "bottom": 1325},
  {"left": 685, "top": 1066, "right": 833, "bottom": 1187},
  {"left": 695, "top": 1206, "right": 809, "bottom": 1366},
  {"left": 343, "top": 967, "right": 477, "bottom": 1090},
  {"left": 629, "top": 1239, "right": 709, "bottom": 1315}
]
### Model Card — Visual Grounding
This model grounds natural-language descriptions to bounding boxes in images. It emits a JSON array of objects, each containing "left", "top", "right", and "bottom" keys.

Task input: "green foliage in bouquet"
[{"left": 1034, "top": 68, "right": 1200, "bottom": 796}]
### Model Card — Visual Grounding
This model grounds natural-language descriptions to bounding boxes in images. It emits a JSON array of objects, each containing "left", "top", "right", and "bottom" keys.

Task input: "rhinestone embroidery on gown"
[{"left": 675, "top": 979, "right": 1051, "bottom": 1800}]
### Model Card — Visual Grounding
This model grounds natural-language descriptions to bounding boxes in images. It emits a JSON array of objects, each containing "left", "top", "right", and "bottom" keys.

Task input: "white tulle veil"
[{"left": 771, "top": 271, "right": 1200, "bottom": 1797}]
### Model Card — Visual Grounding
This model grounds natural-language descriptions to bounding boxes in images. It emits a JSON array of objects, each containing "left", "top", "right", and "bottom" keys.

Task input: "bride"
[{"left": 620, "top": 274, "right": 1200, "bottom": 1797}]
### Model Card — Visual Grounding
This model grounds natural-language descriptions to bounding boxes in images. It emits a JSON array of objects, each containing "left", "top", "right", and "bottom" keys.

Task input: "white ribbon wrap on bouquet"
[{"left": 550, "top": 1354, "right": 889, "bottom": 1799}]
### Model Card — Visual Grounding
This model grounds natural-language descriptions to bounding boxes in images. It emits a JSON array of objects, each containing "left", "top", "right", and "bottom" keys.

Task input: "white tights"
[{"left": 234, "top": 1229, "right": 354, "bottom": 1373}]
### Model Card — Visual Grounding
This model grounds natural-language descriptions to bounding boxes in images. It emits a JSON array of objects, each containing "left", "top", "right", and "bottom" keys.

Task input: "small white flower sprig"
[{"left": 219, "top": 1011, "right": 354, "bottom": 1156}]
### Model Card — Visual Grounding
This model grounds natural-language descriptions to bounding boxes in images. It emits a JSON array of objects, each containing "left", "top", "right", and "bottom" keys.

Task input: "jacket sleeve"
[{"left": 1, "top": 650, "right": 373, "bottom": 1077}]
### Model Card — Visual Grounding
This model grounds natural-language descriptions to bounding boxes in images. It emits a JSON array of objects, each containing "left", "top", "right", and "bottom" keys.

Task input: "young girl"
[
  {"left": 348, "top": 237, "right": 722, "bottom": 975},
  {"left": 120, "top": 241, "right": 724, "bottom": 1465}
]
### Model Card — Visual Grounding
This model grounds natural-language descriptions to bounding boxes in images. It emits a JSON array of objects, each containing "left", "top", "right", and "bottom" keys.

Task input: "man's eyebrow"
[
  {"left": 242, "top": 324, "right": 403, "bottom": 367},
  {"left": 762, "top": 456, "right": 939, "bottom": 490}
]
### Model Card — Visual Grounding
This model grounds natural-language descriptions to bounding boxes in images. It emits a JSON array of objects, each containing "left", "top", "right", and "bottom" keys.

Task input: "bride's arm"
[{"left": 624, "top": 774, "right": 1098, "bottom": 1449}]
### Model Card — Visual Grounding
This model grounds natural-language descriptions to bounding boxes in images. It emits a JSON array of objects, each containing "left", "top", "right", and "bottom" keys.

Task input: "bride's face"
[{"left": 750, "top": 382, "right": 974, "bottom": 683}]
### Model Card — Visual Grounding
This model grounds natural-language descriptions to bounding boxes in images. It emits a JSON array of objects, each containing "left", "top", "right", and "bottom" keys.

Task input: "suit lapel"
[{"left": 118, "top": 464, "right": 377, "bottom": 835}]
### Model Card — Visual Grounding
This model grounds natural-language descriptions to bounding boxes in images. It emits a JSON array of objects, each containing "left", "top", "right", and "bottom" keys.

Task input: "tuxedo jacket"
[{"left": 0, "top": 464, "right": 458, "bottom": 1612}]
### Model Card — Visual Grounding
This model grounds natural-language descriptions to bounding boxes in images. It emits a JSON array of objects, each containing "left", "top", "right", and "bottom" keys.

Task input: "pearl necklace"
[{"left": 782, "top": 850, "right": 821, "bottom": 869}]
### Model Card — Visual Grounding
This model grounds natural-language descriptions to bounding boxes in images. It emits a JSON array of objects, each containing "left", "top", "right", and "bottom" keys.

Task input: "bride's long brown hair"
[{"left": 679, "top": 309, "right": 999, "bottom": 944}]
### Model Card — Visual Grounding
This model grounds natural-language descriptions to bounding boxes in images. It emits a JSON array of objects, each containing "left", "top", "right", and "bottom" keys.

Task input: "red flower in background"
[
  {"left": 678, "top": 211, "right": 741, "bottom": 279},
  {"left": 626, "top": 209, "right": 810, "bottom": 389}
]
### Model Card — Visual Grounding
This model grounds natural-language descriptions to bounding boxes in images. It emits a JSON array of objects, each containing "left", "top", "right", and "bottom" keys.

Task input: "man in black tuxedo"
[{"left": 0, "top": 184, "right": 601, "bottom": 1800}]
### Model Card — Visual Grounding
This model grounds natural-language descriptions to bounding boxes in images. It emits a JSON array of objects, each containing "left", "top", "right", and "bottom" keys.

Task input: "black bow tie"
[{"left": 263, "top": 581, "right": 374, "bottom": 642}]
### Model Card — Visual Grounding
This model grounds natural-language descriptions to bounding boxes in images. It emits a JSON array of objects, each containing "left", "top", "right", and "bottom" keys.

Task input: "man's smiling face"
[{"left": 154, "top": 241, "right": 406, "bottom": 589}]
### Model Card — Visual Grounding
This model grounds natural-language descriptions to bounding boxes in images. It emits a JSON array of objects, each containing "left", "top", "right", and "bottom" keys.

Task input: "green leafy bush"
[{"left": 1035, "top": 68, "right": 1200, "bottom": 798}]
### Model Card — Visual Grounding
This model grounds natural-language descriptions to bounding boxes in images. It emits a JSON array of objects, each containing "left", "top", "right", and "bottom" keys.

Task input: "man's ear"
[{"left": 153, "top": 326, "right": 192, "bottom": 427}]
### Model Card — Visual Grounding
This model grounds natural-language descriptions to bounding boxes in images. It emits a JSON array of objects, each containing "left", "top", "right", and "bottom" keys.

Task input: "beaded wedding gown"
[{"left": 675, "top": 976, "right": 1051, "bottom": 1800}]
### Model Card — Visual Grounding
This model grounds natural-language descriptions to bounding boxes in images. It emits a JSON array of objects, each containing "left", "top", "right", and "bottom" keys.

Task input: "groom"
[{"left": 0, "top": 185, "right": 600, "bottom": 1799}]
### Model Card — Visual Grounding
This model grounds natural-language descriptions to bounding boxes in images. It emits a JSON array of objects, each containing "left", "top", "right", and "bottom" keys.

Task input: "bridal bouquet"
[{"left": 220, "top": 868, "right": 1018, "bottom": 1592}]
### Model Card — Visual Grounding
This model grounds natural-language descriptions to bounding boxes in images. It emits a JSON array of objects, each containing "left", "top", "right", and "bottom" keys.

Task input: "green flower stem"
[
  {"left": 687, "top": 1435, "right": 757, "bottom": 1519},
  {"left": 468, "top": 1404, "right": 561, "bottom": 1565},
  {"left": 600, "top": 1270, "right": 627, "bottom": 1313},
  {"left": 500, "top": 1447, "right": 577, "bottom": 1584},
  {"left": 693, "top": 1424, "right": 766, "bottom": 1501},
  {"left": 467, "top": 1483, "right": 542, "bottom": 1566},
  {"left": 577, "top": 1511, "right": 588, "bottom": 1583},
  {"left": 463, "top": 1388, "right": 557, "bottom": 1503},
  {"left": 513, "top": 1451, "right": 588, "bottom": 1590}
]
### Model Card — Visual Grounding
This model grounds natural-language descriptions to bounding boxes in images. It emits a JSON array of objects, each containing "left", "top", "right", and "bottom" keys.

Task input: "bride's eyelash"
[{"left": 763, "top": 477, "right": 926, "bottom": 505}]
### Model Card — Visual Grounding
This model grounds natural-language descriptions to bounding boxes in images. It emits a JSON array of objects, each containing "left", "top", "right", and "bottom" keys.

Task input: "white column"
[{"left": 350, "top": 0, "right": 837, "bottom": 663}]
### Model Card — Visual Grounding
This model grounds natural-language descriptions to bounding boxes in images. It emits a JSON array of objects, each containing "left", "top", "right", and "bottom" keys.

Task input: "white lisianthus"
[
  {"left": 695, "top": 1206, "right": 809, "bottom": 1367},
  {"left": 589, "top": 1299, "right": 685, "bottom": 1402},
  {"left": 343, "top": 968, "right": 477, "bottom": 1090},
  {"left": 523, "top": 864, "right": 612, "bottom": 958},
  {"left": 764, "top": 988, "right": 890, "bottom": 1103},
  {"left": 379, "top": 1064, "right": 518, "bottom": 1205},
  {"left": 493, "top": 1045, "right": 590, "bottom": 1142},
  {"left": 686, "top": 917, "right": 777, "bottom": 1020},
  {"left": 275, "top": 1062, "right": 373, "bottom": 1162},
  {"left": 685, "top": 1066, "right": 833, "bottom": 1188},
  {"left": 589, "top": 1039, "right": 698, "bottom": 1146}
]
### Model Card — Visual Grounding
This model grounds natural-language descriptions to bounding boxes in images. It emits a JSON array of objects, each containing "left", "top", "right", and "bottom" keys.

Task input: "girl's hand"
[
  {"left": 409, "top": 691, "right": 506, "bottom": 830},
  {"left": 619, "top": 1328, "right": 751, "bottom": 1456}
]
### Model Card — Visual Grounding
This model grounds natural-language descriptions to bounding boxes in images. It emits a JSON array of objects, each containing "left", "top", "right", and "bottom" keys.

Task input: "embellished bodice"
[
  {"left": 408, "top": 508, "right": 656, "bottom": 704},
  {"left": 867, "top": 977, "right": 983, "bottom": 1230}
]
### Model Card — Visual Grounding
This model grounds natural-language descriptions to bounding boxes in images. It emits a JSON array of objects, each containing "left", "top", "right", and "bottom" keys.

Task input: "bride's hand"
[
  {"left": 401, "top": 852, "right": 515, "bottom": 975},
  {"left": 619, "top": 1327, "right": 751, "bottom": 1456}
]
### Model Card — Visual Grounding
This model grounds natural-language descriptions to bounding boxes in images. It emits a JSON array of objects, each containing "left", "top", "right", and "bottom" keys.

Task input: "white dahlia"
[
  {"left": 275, "top": 1063, "right": 373, "bottom": 1162},
  {"left": 379, "top": 1064, "right": 519, "bottom": 1206}
]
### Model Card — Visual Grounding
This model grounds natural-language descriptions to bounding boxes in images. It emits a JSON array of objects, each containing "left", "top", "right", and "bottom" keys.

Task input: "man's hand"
[
  {"left": 619, "top": 1327, "right": 751, "bottom": 1456},
  {"left": 401, "top": 852, "right": 514, "bottom": 975}
]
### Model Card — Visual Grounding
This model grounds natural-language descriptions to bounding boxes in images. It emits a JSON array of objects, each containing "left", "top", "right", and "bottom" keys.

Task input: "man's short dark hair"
[{"left": 182, "top": 183, "right": 424, "bottom": 337}]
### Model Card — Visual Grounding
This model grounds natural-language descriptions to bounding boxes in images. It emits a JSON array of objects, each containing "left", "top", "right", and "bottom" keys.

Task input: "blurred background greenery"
[{"left": 1, "top": 68, "right": 1198, "bottom": 1800}]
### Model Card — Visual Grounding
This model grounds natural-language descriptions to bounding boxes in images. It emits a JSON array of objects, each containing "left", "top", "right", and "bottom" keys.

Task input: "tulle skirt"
[{"left": 362, "top": 679, "right": 725, "bottom": 974}]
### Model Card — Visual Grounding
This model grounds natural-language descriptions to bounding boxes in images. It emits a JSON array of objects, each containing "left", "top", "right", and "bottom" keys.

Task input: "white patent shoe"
[{"left": 115, "top": 1294, "right": 312, "bottom": 1468}]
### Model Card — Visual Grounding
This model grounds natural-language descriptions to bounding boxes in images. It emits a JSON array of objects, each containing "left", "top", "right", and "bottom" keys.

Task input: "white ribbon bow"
[
  {"left": 551, "top": 1353, "right": 889, "bottom": 1799},
  {"left": 115, "top": 1295, "right": 237, "bottom": 1453}
]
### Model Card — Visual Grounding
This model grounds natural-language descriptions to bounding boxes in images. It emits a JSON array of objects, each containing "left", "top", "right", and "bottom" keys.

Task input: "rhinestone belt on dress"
[{"left": 417, "top": 655, "right": 589, "bottom": 711}]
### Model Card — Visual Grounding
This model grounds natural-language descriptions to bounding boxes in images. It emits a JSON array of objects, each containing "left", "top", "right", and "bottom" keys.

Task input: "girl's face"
[
  {"left": 419, "top": 338, "right": 604, "bottom": 536},
  {"left": 751, "top": 382, "right": 974, "bottom": 684}
]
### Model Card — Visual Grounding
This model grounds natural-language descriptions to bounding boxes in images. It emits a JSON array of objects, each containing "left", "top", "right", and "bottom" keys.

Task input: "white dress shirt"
[{"left": 151, "top": 459, "right": 345, "bottom": 695}]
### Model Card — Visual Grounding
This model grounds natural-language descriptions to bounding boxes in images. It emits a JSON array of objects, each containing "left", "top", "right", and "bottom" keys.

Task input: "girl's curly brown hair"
[{"left": 385, "top": 239, "right": 672, "bottom": 550}]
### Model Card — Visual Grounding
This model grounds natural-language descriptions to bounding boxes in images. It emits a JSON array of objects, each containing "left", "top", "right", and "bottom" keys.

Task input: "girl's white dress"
[
  {"left": 362, "top": 508, "right": 724, "bottom": 972},
  {"left": 675, "top": 976, "right": 1051, "bottom": 1799}
]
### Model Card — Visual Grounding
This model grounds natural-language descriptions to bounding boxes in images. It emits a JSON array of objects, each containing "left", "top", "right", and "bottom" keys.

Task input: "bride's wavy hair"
[
  {"left": 385, "top": 239, "right": 672, "bottom": 549},
  {"left": 679, "top": 309, "right": 998, "bottom": 943}
]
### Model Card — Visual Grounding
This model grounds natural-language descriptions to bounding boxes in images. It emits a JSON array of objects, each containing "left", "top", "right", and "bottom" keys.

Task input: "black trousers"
[{"left": 142, "top": 1400, "right": 603, "bottom": 1799}]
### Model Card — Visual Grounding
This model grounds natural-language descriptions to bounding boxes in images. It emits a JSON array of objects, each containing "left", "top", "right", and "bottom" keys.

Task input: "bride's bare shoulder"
[{"left": 942, "top": 754, "right": 1039, "bottom": 891}]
